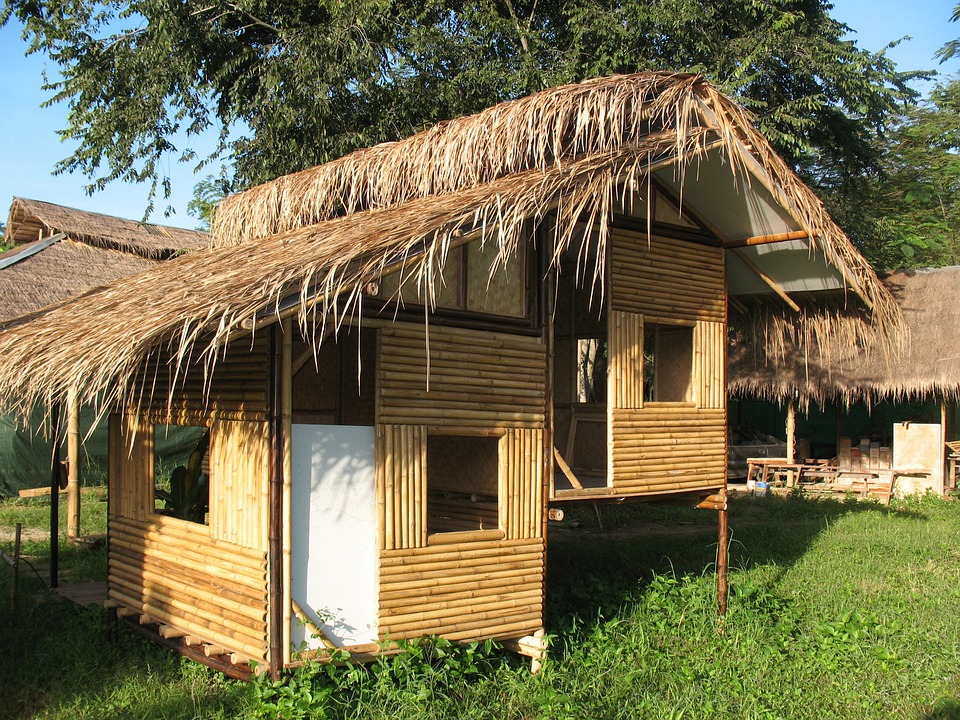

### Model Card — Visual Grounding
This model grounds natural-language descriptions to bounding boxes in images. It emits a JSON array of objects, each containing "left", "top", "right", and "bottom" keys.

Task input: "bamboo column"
[
  {"left": 718, "top": 489, "right": 728, "bottom": 616},
  {"left": 49, "top": 402, "right": 62, "bottom": 589},
  {"left": 281, "top": 318, "right": 293, "bottom": 666},
  {"left": 67, "top": 386, "right": 81, "bottom": 539},
  {"left": 267, "top": 324, "right": 284, "bottom": 680},
  {"left": 785, "top": 398, "right": 796, "bottom": 487}
]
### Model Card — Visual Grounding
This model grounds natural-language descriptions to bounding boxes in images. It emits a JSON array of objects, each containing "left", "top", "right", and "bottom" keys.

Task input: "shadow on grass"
[
  {"left": 0, "top": 587, "right": 250, "bottom": 719},
  {"left": 545, "top": 492, "right": 926, "bottom": 627},
  {"left": 924, "top": 698, "right": 960, "bottom": 720}
]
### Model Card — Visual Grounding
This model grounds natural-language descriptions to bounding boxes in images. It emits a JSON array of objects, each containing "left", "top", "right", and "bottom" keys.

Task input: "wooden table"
[{"left": 745, "top": 458, "right": 880, "bottom": 490}]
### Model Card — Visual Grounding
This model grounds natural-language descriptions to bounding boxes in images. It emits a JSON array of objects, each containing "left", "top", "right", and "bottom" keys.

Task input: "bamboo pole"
[
  {"left": 66, "top": 387, "right": 81, "bottom": 539},
  {"left": 107, "top": 575, "right": 267, "bottom": 642},
  {"left": 108, "top": 561, "right": 267, "bottom": 621},
  {"left": 786, "top": 398, "right": 796, "bottom": 487},
  {"left": 49, "top": 401, "right": 62, "bottom": 589},
  {"left": 380, "top": 571, "right": 542, "bottom": 599},
  {"left": 426, "top": 529, "right": 506, "bottom": 546},
  {"left": 379, "top": 559, "right": 543, "bottom": 583},
  {"left": 385, "top": 612, "right": 542, "bottom": 640},
  {"left": 380, "top": 535, "right": 539, "bottom": 559},
  {"left": 108, "top": 588, "right": 267, "bottom": 661},
  {"left": 267, "top": 323, "right": 284, "bottom": 679},
  {"left": 382, "top": 600, "right": 542, "bottom": 628}
]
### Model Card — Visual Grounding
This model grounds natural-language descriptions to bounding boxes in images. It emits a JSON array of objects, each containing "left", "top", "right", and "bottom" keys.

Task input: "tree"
[
  {"left": 3, "top": 1, "right": 921, "bottom": 216},
  {"left": 838, "top": 79, "right": 960, "bottom": 269},
  {"left": 936, "top": 2, "right": 960, "bottom": 61},
  {"left": 187, "top": 169, "right": 234, "bottom": 231}
]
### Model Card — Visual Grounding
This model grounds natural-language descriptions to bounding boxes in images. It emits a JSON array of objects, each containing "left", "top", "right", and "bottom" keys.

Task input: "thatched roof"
[
  {"left": 729, "top": 266, "right": 960, "bottom": 405},
  {"left": 5, "top": 197, "right": 207, "bottom": 260},
  {"left": 0, "top": 73, "right": 901, "bottom": 417},
  {"left": 0, "top": 238, "right": 156, "bottom": 323}
]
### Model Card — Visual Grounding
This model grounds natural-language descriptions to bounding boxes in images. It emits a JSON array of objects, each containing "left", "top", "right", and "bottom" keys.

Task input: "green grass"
[{"left": 1, "top": 493, "right": 959, "bottom": 719}]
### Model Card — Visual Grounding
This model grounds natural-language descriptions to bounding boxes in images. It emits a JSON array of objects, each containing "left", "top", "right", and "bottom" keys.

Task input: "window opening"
[
  {"left": 154, "top": 424, "right": 210, "bottom": 524},
  {"left": 644, "top": 324, "right": 694, "bottom": 403},
  {"left": 426, "top": 435, "right": 499, "bottom": 534}
]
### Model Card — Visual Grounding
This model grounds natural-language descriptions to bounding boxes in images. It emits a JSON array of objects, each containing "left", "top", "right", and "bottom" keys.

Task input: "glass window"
[
  {"left": 426, "top": 435, "right": 499, "bottom": 534},
  {"left": 379, "top": 238, "right": 526, "bottom": 319},
  {"left": 154, "top": 424, "right": 210, "bottom": 524}
]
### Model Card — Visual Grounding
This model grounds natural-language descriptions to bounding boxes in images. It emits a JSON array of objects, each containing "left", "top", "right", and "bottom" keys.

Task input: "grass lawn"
[{"left": 0, "top": 491, "right": 958, "bottom": 719}]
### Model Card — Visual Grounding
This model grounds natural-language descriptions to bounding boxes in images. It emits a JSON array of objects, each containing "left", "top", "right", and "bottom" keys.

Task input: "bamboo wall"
[
  {"left": 378, "top": 538, "right": 545, "bottom": 642},
  {"left": 376, "top": 322, "right": 547, "bottom": 643},
  {"left": 132, "top": 334, "right": 270, "bottom": 420},
  {"left": 378, "top": 324, "right": 545, "bottom": 429},
  {"left": 607, "top": 229, "right": 726, "bottom": 494},
  {"left": 109, "top": 337, "right": 272, "bottom": 663}
]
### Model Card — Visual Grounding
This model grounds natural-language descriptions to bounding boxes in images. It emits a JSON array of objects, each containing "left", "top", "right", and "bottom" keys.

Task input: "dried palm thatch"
[
  {"left": 0, "top": 238, "right": 156, "bottom": 322},
  {"left": 5, "top": 197, "right": 207, "bottom": 259},
  {"left": 729, "top": 267, "right": 960, "bottom": 407},
  {"left": 0, "top": 73, "right": 900, "bottom": 419}
]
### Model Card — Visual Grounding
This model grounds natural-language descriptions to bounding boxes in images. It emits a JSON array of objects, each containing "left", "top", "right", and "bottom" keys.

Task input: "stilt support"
[{"left": 696, "top": 489, "right": 729, "bottom": 616}]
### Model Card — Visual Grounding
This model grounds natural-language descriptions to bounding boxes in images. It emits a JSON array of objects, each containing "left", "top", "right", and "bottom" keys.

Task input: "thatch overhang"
[
  {"left": 5, "top": 197, "right": 208, "bottom": 260},
  {"left": 729, "top": 266, "right": 960, "bottom": 407},
  {"left": 0, "top": 73, "right": 901, "bottom": 418}
]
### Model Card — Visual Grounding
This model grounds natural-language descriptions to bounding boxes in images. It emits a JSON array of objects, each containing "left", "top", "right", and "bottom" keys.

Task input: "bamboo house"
[{"left": 0, "top": 73, "right": 900, "bottom": 677}]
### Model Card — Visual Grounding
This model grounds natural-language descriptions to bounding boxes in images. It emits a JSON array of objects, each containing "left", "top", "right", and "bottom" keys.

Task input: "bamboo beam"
[
  {"left": 730, "top": 248, "right": 800, "bottom": 312},
  {"left": 723, "top": 230, "right": 808, "bottom": 248}
]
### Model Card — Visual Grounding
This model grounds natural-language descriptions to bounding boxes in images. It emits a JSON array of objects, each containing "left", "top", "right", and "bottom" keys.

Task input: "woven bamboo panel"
[
  {"left": 610, "top": 229, "right": 724, "bottom": 322},
  {"left": 378, "top": 324, "right": 545, "bottom": 429},
  {"left": 501, "top": 428, "right": 544, "bottom": 540},
  {"left": 694, "top": 321, "right": 725, "bottom": 409},
  {"left": 108, "top": 515, "right": 268, "bottom": 662},
  {"left": 611, "top": 407, "right": 726, "bottom": 493},
  {"left": 609, "top": 311, "right": 644, "bottom": 409},
  {"left": 377, "top": 424, "right": 427, "bottom": 551},
  {"left": 208, "top": 420, "right": 270, "bottom": 550},
  {"left": 131, "top": 334, "right": 270, "bottom": 419},
  {"left": 109, "top": 413, "right": 153, "bottom": 520},
  {"left": 378, "top": 538, "right": 544, "bottom": 642}
]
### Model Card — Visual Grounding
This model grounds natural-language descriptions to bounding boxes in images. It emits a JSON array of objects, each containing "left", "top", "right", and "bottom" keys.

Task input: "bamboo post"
[
  {"left": 50, "top": 402, "right": 62, "bottom": 589},
  {"left": 786, "top": 398, "right": 796, "bottom": 487},
  {"left": 67, "top": 386, "right": 81, "bottom": 539},
  {"left": 941, "top": 400, "right": 948, "bottom": 497},
  {"left": 717, "top": 490, "right": 728, "bottom": 616},
  {"left": 267, "top": 324, "right": 284, "bottom": 680},
  {"left": 281, "top": 317, "right": 293, "bottom": 666}
]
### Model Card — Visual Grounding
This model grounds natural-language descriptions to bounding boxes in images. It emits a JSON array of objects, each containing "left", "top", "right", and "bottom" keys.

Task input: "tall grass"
[{"left": 1, "top": 493, "right": 958, "bottom": 719}]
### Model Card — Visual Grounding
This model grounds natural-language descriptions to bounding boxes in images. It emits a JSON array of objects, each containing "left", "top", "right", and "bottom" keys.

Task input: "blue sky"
[{"left": 0, "top": 1, "right": 958, "bottom": 229}]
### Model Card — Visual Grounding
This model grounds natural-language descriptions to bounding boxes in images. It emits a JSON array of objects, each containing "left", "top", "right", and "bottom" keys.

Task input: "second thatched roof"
[
  {"left": 0, "top": 73, "right": 902, "bottom": 417},
  {"left": 729, "top": 266, "right": 960, "bottom": 405},
  {"left": 5, "top": 197, "right": 207, "bottom": 260}
]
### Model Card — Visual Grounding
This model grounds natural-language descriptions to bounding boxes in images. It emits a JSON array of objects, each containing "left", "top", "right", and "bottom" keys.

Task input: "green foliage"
[
  {"left": 2, "top": 1, "right": 920, "bottom": 215},
  {"left": 936, "top": 3, "right": 960, "bottom": 63},
  {"left": 251, "top": 637, "right": 507, "bottom": 719},
  {"left": 188, "top": 169, "right": 235, "bottom": 231},
  {"left": 828, "top": 78, "right": 960, "bottom": 268}
]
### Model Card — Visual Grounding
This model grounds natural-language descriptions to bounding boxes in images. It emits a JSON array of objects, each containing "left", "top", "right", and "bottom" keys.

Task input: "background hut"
[
  {"left": 729, "top": 265, "right": 960, "bottom": 494},
  {"left": 0, "top": 74, "right": 900, "bottom": 677},
  {"left": 0, "top": 198, "right": 207, "bottom": 537}
]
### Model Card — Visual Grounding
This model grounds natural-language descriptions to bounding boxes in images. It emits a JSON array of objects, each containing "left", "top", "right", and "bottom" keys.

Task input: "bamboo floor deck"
[{"left": 53, "top": 580, "right": 109, "bottom": 607}]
